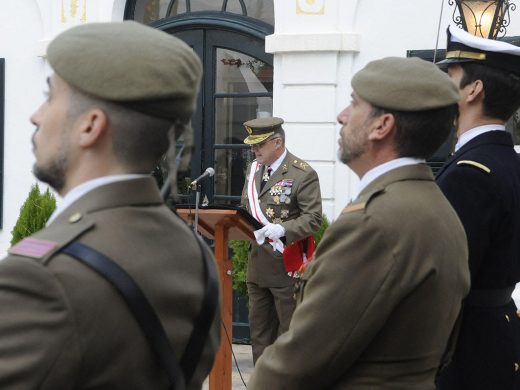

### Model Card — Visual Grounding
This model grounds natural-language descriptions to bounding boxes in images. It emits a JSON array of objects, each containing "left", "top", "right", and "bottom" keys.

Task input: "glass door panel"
[{"left": 212, "top": 46, "right": 272, "bottom": 204}]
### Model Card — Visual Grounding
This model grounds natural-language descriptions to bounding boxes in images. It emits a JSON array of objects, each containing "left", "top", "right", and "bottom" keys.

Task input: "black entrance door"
[
  {"left": 158, "top": 22, "right": 273, "bottom": 206},
  {"left": 154, "top": 17, "right": 273, "bottom": 342}
]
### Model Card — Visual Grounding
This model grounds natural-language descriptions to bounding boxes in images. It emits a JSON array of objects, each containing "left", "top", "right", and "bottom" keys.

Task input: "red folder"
[{"left": 282, "top": 235, "right": 316, "bottom": 273}]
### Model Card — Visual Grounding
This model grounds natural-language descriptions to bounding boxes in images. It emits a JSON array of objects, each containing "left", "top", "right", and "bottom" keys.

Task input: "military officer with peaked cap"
[
  {"left": 0, "top": 22, "right": 220, "bottom": 389},
  {"left": 248, "top": 57, "right": 470, "bottom": 389},
  {"left": 240, "top": 116, "right": 322, "bottom": 364},
  {"left": 436, "top": 26, "right": 520, "bottom": 390}
]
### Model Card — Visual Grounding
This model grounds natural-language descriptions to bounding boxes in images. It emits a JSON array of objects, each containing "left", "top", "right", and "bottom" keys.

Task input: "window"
[{"left": 126, "top": 0, "right": 274, "bottom": 26}]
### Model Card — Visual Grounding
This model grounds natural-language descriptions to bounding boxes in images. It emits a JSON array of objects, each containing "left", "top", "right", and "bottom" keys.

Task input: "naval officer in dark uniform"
[
  {"left": 240, "top": 117, "right": 322, "bottom": 363},
  {"left": 0, "top": 22, "right": 220, "bottom": 389},
  {"left": 436, "top": 25, "right": 520, "bottom": 390}
]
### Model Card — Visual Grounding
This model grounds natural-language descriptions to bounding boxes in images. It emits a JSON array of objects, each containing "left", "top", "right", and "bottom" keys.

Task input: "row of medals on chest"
[{"left": 265, "top": 180, "right": 292, "bottom": 223}]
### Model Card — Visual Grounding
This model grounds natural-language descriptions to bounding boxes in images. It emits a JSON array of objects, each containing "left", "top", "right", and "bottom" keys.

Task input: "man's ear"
[
  {"left": 77, "top": 108, "right": 109, "bottom": 147},
  {"left": 368, "top": 113, "right": 395, "bottom": 141},
  {"left": 465, "top": 79, "right": 484, "bottom": 103}
]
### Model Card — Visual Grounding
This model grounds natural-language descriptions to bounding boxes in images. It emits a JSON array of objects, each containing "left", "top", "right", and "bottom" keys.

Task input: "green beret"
[
  {"left": 47, "top": 21, "right": 202, "bottom": 122},
  {"left": 243, "top": 117, "right": 284, "bottom": 145},
  {"left": 351, "top": 57, "right": 459, "bottom": 111}
]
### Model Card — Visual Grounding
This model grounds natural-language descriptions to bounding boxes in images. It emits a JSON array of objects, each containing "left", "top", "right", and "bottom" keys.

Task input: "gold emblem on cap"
[
  {"left": 68, "top": 212, "right": 82, "bottom": 223},
  {"left": 446, "top": 50, "right": 486, "bottom": 61},
  {"left": 245, "top": 126, "right": 253, "bottom": 135}
]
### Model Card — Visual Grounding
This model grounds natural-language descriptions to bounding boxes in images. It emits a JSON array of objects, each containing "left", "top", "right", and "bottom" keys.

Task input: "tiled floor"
[{"left": 203, "top": 344, "right": 253, "bottom": 390}]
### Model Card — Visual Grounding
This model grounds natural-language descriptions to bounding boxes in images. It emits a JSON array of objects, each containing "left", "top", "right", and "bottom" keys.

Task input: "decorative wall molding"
[
  {"left": 35, "top": 0, "right": 118, "bottom": 57},
  {"left": 265, "top": 32, "right": 360, "bottom": 53}
]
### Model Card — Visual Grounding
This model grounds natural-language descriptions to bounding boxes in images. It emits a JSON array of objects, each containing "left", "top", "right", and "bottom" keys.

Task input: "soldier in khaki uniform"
[
  {"left": 240, "top": 117, "right": 322, "bottom": 363},
  {"left": 0, "top": 22, "right": 220, "bottom": 389},
  {"left": 248, "top": 57, "right": 470, "bottom": 389}
]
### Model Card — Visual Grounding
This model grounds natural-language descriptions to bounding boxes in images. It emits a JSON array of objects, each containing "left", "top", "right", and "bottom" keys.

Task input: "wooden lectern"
[{"left": 176, "top": 205, "right": 260, "bottom": 390}]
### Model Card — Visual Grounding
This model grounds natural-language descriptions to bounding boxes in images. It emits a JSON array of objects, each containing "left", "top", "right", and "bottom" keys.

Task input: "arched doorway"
[{"left": 124, "top": 2, "right": 274, "bottom": 206}]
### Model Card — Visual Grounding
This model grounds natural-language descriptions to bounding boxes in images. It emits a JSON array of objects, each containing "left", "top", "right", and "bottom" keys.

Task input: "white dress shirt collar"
[
  {"left": 455, "top": 124, "right": 505, "bottom": 152},
  {"left": 47, "top": 174, "right": 148, "bottom": 225},
  {"left": 268, "top": 148, "right": 288, "bottom": 173},
  {"left": 352, "top": 157, "right": 425, "bottom": 200}
]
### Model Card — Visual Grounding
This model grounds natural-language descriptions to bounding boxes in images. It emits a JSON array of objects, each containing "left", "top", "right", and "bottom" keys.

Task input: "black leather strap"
[
  {"left": 61, "top": 234, "right": 218, "bottom": 389},
  {"left": 180, "top": 231, "right": 219, "bottom": 382}
]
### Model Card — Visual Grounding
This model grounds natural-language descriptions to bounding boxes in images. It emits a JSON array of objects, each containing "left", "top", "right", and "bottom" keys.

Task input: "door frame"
[{"left": 152, "top": 13, "right": 274, "bottom": 203}]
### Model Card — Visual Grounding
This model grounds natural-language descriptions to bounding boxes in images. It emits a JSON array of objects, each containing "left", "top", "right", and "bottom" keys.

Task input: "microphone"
[{"left": 190, "top": 167, "right": 215, "bottom": 187}]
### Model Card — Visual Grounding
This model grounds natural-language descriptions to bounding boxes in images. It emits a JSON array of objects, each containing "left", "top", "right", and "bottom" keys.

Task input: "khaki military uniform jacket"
[
  {"left": 241, "top": 151, "right": 322, "bottom": 287},
  {"left": 248, "top": 165, "right": 470, "bottom": 389},
  {"left": 0, "top": 177, "right": 220, "bottom": 390}
]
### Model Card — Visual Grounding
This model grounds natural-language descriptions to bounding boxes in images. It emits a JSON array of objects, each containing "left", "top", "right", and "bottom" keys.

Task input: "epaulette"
[
  {"left": 342, "top": 188, "right": 385, "bottom": 214},
  {"left": 8, "top": 211, "right": 94, "bottom": 262},
  {"left": 457, "top": 160, "right": 491, "bottom": 174},
  {"left": 291, "top": 159, "right": 308, "bottom": 171},
  {"left": 342, "top": 202, "right": 366, "bottom": 214},
  {"left": 9, "top": 238, "right": 59, "bottom": 259}
]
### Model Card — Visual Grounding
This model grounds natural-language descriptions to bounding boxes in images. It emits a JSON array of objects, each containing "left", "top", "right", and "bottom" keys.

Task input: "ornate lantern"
[{"left": 450, "top": 0, "right": 516, "bottom": 38}]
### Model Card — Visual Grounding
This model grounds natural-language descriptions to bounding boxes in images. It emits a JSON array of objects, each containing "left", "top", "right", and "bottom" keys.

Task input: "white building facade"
[{"left": 1, "top": 1, "right": 520, "bottom": 302}]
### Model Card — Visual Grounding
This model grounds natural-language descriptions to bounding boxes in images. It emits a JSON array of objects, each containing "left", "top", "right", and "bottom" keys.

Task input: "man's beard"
[
  {"left": 32, "top": 155, "right": 68, "bottom": 194},
  {"left": 338, "top": 131, "right": 369, "bottom": 165}
]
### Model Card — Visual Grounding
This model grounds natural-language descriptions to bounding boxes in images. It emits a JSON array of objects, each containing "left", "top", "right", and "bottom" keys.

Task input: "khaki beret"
[
  {"left": 243, "top": 117, "right": 284, "bottom": 145},
  {"left": 351, "top": 57, "right": 459, "bottom": 111},
  {"left": 47, "top": 21, "right": 202, "bottom": 122}
]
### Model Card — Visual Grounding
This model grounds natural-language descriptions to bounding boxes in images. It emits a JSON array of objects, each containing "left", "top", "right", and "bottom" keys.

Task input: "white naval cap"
[{"left": 437, "top": 25, "right": 520, "bottom": 76}]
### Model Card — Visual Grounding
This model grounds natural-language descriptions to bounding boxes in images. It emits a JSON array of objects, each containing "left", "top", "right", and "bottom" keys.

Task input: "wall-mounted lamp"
[{"left": 450, "top": 0, "right": 516, "bottom": 38}]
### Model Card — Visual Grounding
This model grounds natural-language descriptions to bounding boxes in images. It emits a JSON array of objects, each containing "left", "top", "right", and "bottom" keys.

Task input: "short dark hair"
[
  {"left": 372, "top": 104, "right": 458, "bottom": 159},
  {"left": 102, "top": 102, "right": 171, "bottom": 173},
  {"left": 68, "top": 88, "right": 171, "bottom": 173},
  {"left": 273, "top": 126, "right": 286, "bottom": 143},
  {"left": 459, "top": 63, "right": 520, "bottom": 121}
]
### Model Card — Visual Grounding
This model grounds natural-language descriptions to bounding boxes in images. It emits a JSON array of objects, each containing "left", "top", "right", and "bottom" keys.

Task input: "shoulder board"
[
  {"left": 342, "top": 202, "right": 366, "bottom": 214},
  {"left": 342, "top": 188, "right": 385, "bottom": 214},
  {"left": 9, "top": 213, "right": 94, "bottom": 262},
  {"left": 457, "top": 160, "right": 491, "bottom": 174},
  {"left": 9, "top": 238, "right": 59, "bottom": 259},
  {"left": 291, "top": 159, "right": 308, "bottom": 171}
]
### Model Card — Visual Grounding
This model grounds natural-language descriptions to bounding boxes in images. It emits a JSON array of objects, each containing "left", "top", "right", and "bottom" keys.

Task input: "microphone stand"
[{"left": 190, "top": 181, "right": 201, "bottom": 234}]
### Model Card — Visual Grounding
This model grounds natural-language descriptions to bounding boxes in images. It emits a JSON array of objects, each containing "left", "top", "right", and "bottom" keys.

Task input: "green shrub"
[
  {"left": 10, "top": 184, "right": 57, "bottom": 246},
  {"left": 229, "top": 239, "right": 250, "bottom": 297},
  {"left": 229, "top": 214, "right": 331, "bottom": 297}
]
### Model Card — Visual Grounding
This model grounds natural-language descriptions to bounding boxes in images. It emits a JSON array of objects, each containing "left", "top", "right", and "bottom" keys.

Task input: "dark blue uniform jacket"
[{"left": 436, "top": 130, "right": 520, "bottom": 390}]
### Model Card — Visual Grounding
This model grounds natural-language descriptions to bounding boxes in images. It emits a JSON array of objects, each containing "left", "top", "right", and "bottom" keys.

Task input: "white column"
[{"left": 269, "top": 0, "right": 361, "bottom": 219}]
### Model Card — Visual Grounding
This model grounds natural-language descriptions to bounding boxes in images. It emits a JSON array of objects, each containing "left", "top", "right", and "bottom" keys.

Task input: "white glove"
[
  {"left": 263, "top": 223, "right": 286, "bottom": 240},
  {"left": 254, "top": 227, "right": 267, "bottom": 245},
  {"left": 254, "top": 223, "right": 286, "bottom": 243}
]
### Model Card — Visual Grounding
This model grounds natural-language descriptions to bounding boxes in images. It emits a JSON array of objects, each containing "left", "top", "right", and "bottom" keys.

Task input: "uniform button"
[
  {"left": 505, "top": 314, "right": 510, "bottom": 322},
  {"left": 515, "top": 362, "right": 519, "bottom": 372},
  {"left": 68, "top": 212, "right": 82, "bottom": 223}
]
